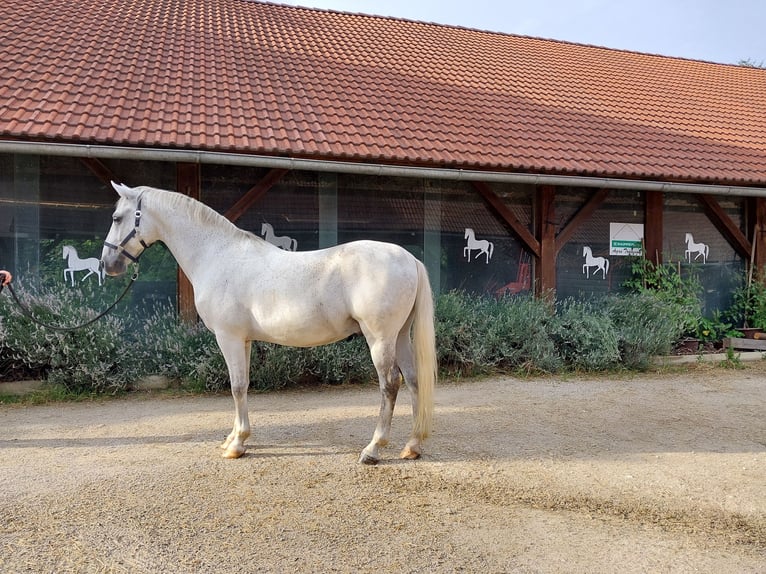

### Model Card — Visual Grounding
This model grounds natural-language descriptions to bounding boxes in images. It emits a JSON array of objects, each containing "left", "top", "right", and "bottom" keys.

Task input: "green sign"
[{"left": 610, "top": 223, "right": 644, "bottom": 256}]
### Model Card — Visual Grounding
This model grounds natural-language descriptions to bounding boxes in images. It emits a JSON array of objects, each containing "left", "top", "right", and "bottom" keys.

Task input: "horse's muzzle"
[{"left": 100, "top": 248, "right": 129, "bottom": 277}]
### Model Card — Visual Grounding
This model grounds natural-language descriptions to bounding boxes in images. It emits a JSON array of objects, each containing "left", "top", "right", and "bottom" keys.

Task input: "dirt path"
[{"left": 1, "top": 362, "right": 765, "bottom": 573}]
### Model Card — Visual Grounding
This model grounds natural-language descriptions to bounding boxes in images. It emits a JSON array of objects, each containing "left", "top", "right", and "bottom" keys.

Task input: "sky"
[{"left": 276, "top": 0, "right": 765, "bottom": 66}]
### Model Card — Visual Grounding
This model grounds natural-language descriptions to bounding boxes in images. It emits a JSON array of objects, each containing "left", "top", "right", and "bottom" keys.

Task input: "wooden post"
[
  {"left": 644, "top": 190, "right": 663, "bottom": 264},
  {"left": 756, "top": 198, "right": 766, "bottom": 274},
  {"left": 535, "top": 185, "right": 556, "bottom": 297},
  {"left": 176, "top": 163, "right": 200, "bottom": 323}
]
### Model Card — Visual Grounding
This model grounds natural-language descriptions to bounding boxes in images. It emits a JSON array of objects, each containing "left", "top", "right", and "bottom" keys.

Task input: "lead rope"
[{"left": 0, "top": 267, "right": 139, "bottom": 332}]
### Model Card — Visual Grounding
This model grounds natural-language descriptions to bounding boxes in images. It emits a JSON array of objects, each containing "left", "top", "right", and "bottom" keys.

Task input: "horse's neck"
[{"left": 151, "top": 204, "right": 254, "bottom": 281}]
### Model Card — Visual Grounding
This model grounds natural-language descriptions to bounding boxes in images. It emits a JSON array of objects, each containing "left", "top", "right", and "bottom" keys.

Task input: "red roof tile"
[{"left": 1, "top": 0, "right": 766, "bottom": 184}]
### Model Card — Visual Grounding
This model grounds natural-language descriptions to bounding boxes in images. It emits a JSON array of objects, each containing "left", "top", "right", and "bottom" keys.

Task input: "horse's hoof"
[
  {"left": 222, "top": 445, "right": 246, "bottom": 459},
  {"left": 358, "top": 452, "right": 380, "bottom": 465},
  {"left": 400, "top": 446, "right": 421, "bottom": 460}
]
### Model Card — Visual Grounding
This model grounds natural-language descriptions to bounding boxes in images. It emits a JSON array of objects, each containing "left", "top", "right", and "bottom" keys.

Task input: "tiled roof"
[{"left": 1, "top": 0, "right": 766, "bottom": 185}]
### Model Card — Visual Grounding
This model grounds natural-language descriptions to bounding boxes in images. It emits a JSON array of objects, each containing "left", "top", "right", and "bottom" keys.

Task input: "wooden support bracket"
[{"left": 224, "top": 169, "right": 289, "bottom": 223}]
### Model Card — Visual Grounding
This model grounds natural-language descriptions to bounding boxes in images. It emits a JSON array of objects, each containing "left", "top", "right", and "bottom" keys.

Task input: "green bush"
[
  {"left": 623, "top": 257, "right": 702, "bottom": 336},
  {"left": 484, "top": 294, "right": 561, "bottom": 373},
  {"left": 0, "top": 282, "right": 130, "bottom": 393},
  {"left": 436, "top": 292, "right": 561, "bottom": 375},
  {"left": 605, "top": 292, "right": 687, "bottom": 369},
  {"left": 726, "top": 270, "right": 766, "bottom": 330},
  {"left": 126, "top": 305, "right": 228, "bottom": 390},
  {"left": 304, "top": 336, "right": 376, "bottom": 386},
  {"left": 1, "top": 286, "right": 698, "bottom": 395},
  {"left": 435, "top": 291, "right": 490, "bottom": 374},
  {"left": 551, "top": 299, "right": 620, "bottom": 371}
]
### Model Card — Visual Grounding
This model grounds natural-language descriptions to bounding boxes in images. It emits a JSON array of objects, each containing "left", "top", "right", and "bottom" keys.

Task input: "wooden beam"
[
  {"left": 176, "top": 163, "right": 201, "bottom": 323},
  {"left": 80, "top": 157, "right": 116, "bottom": 186},
  {"left": 472, "top": 181, "right": 540, "bottom": 257},
  {"left": 695, "top": 194, "right": 751, "bottom": 259},
  {"left": 535, "top": 185, "right": 557, "bottom": 296},
  {"left": 644, "top": 190, "right": 663, "bottom": 264},
  {"left": 224, "top": 168, "right": 289, "bottom": 223},
  {"left": 555, "top": 188, "right": 609, "bottom": 256}
]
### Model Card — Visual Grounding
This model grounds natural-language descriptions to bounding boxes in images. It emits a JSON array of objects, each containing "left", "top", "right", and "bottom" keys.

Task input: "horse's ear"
[{"left": 111, "top": 181, "right": 134, "bottom": 198}]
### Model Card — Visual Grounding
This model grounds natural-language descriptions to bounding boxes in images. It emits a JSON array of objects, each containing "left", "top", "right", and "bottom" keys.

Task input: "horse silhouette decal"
[
  {"left": 261, "top": 222, "right": 297, "bottom": 251},
  {"left": 684, "top": 233, "right": 709, "bottom": 264},
  {"left": 582, "top": 246, "right": 609, "bottom": 279},
  {"left": 463, "top": 228, "right": 494, "bottom": 264},
  {"left": 63, "top": 245, "right": 104, "bottom": 286}
]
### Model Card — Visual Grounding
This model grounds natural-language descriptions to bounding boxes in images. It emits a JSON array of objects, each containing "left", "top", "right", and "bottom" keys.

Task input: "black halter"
[{"left": 103, "top": 195, "right": 149, "bottom": 263}]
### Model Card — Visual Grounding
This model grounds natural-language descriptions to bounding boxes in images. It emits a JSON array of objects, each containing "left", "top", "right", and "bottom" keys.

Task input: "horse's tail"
[
  {"left": 291, "top": 238, "right": 298, "bottom": 251},
  {"left": 605, "top": 258, "right": 610, "bottom": 275},
  {"left": 412, "top": 260, "right": 437, "bottom": 440},
  {"left": 489, "top": 241, "right": 494, "bottom": 259}
]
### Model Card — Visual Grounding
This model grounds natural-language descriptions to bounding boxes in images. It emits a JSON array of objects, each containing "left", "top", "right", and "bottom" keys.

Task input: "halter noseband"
[{"left": 103, "top": 194, "right": 149, "bottom": 263}]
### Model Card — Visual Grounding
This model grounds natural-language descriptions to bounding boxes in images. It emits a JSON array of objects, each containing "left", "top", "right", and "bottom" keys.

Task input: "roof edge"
[{"left": 2, "top": 140, "right": 766, "bottom": 198}]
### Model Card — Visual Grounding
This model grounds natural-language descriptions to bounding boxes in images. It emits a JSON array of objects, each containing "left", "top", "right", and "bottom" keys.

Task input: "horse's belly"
[
  {"left": 209, "top": 297, "right": 357, "bottom": 347},
  {"left": 251, "top": 313, "right": 359, "bottom": 347}
]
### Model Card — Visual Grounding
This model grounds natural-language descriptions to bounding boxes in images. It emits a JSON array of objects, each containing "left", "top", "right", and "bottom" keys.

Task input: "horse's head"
[
  {"left": 62, "top": 245, "right": 69, "bottom": 259},
  {"left": 101, "top": 182, "right": 153, "bottom": 276},
  {"left": 685, "top": 233, "right": 691, "bottom": 242},
  {"left": 464, "top": 228, "right": 472, "bottom": 239}
]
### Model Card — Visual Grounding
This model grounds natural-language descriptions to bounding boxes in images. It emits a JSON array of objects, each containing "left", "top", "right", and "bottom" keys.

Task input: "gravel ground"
[{"left": 1, "top": 362, "right": 765, "bottom": 573}]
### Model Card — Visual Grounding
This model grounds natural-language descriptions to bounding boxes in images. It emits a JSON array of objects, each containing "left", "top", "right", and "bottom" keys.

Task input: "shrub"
[
  {"left": 483, "top": 294, "right": 561, "bottom": 373},
  {"left": 304, "top": 336, "right": 376, "bottom": 386},
  {"left": 551, "top": 299, "right": 620, "bottom": 371},
  {"left": 435, "top": 291, "right": 489, "bottom": 374},
  {"left": 436, "top": 291, "right": 561, "bottom": 375},
  {"left": 125, "top": 305, "right": 228, "bottom": 390},
  {"left": 726, "top": 270, "right": 766, "bottom": 330},
  {"left": 605, "top": 292, "right": 687, "bottom": 369},
  {"left": 0, "top": 282, "right": 130, "bottom": 393},
  {"left": 1, "top": 285, "right": 695, "bottom": 395},
  {"left": 623, "top": 257, "right": 702, "bottom": 336},
  {"left": 127, "top": 305, "right": 377, "bottom": 391}
]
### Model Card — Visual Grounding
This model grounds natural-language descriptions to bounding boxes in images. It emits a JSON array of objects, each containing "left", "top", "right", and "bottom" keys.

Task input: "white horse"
[
  {"left": 63, "top": 245, "right": 104, "bottom": 286},
  {"left": 261, "top": 222, "right": 297, "bottom": 251},
  {"left": 582, "top": 246, "right": 609, "bottom": 279},
  {"left": 684, "top": 233, "right": 709, "bottom": 263},
  {"left": 102, "top": 183, "right": 436, "bottom": 464},
  {"left": 463, "top": 228, "right": 494, "bottom": 264}
]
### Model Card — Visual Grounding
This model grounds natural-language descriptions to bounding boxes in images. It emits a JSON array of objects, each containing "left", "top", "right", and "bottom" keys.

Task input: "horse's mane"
[{"left": 145, "top": 187, "right": 266, "bottom": 245}]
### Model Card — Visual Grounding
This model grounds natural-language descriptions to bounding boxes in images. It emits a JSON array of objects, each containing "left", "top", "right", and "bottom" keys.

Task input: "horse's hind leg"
[
  {"left": 217, "top": 336, "right": 252, "bottom": 459},
  {"left": 359, "top": 339, "right": 401, "bottom": 465},
  {"left": 395, "top": 331, "right": 423, "bottom": 460}
]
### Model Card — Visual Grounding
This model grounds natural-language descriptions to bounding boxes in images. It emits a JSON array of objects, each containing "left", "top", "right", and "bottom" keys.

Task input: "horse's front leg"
[{"left": 216, "top": 336, "right": 252, "bottom": 459}]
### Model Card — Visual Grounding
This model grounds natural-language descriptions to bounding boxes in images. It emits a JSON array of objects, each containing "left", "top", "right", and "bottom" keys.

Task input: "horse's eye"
[{"left": 112, "top": 216, "right": 122, "bottom": 223}]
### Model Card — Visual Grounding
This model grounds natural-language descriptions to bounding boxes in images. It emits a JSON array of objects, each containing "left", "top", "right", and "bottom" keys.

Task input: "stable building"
[{"left": 2, "top": 0, "right": 766, "bottom": 320}]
